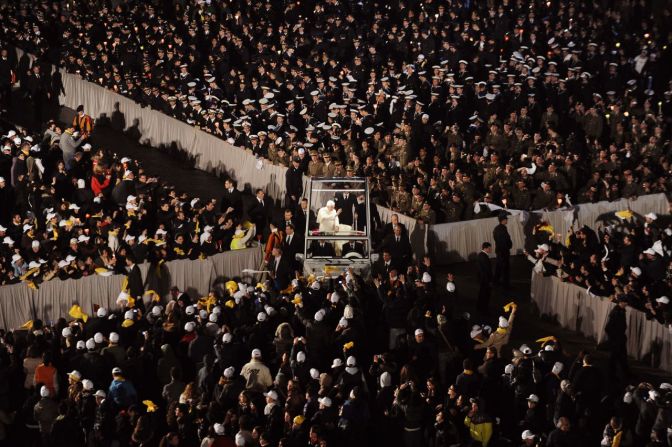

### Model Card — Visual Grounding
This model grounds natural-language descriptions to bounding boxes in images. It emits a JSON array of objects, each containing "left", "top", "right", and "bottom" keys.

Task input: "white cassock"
[{"left": 317, "top": 207, "right": 339, "bottom": 233}]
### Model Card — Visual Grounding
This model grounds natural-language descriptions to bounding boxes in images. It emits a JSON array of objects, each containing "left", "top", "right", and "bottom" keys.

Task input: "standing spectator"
[
  {"left": 493, "top": 212, "right": 513, "bottom": 289},
  {"left": 477, "top": 242, "right": 493, "bottom": 315}
]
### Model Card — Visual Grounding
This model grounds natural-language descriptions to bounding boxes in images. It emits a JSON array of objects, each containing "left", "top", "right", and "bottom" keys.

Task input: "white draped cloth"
[{"left": 317, "top": 207, "right": 339, "bottom": 232}]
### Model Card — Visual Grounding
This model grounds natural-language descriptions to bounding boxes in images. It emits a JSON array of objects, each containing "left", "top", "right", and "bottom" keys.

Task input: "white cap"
[
  {"left": 109, "top": 332, "right": 120, "bottom": 343},
  {"left": 646, "top": 212, "right": 658, "bottom": 220},
  {"left": 338, "top": 317, "right": 348, "bottom": 328},
  {"left": 446, "top": 281, "right": 456, "bottom": 292},
  {"left": 77, "top": 179, "right": 86, "bottom": 189},
  {"left": 330, "top": 291, "right": 340, "bottom": 303},
  {"left": 208, "top": 313, "right": 218, "bottom": 323},
  {"left": 223, "top": 366, "right": 235, "bottom": 378},
  {"left": 527, "top": 394, "right": 539, "bottom": 403},
  {"left": 199, "top": 309, "right": 208, "bottom": 320},
  {"left": 521, "top": 430, "right": 535, "bottom": 440},
  {"left": 222, "top": 333, "right": 233, "bottom": 343},
  {"left": 422, "top": 272, "right": 431, "bottom": 283},
  {"left": 498, "top": 316, "right": 509, "bottom": 328},
  {"left": 660, "top": 383, "right": 672, "bottom": 391},
  {"left": 257, "top": 312, "right": 267, "bottom": 322},
  {"left": 552, "top": 362, "right": 564, "bottom": 375},
  {"left": 40, "top": 386, "right": 50, "bottom": 397},
  {"left": 124, "top": 310, "right": 134, "bottom": 320},
  {"left": 264, "top": 390, "right": 279, "bottom": 401},
  {"left": 537, "top": 243, "right": 549, "bottom": 252},
  {"left": 251, "top": 348, "right": 262, "bottom": 359},
  {"left": 414, "top": 328, "right": 424, "bottom": 336},
  {"left": 97, "top": 307, "right": 107, "bottom": 317},
  {"left": 649, "top": 390, "right": 659, "bottom": 401},
  {"left": 184, "top": 322, "right": 196, "bottom": 332},
  {"left": 644, "top": 248, "right": 656, "bottom": 256},
  {"left": 68, "top": 370, "right": 82, "bottom": 381},
  {"left": 504, "top": 364, "right": 514, "bottom": 374},
  {"left": 214, "top": 423, "right": 225, "bottom": 435},
  {"left": 318, "top": 396, "right": 332, "bottom": 407},
  {"left": 623, "top": 391, "right": 633, "bottom": 404},
  {"left": 61, "top": 327, "right": 72, "bottom": 338},
  {"left": 2, "top": 236, "right": 13, "bottom": 245},
  {"left": 95, "top": 390, "right": 106, "bottom": 398},
  {"left": 152, "top": 306, "right": 162, "bottom": 316},
  {"left": 85, "top": 339, "right": 96, "bottom": 350},
  {"left": 656, "top": 296, "right": 670, "bottom": 304},
  {"left": 332, "top": 358, "right": 343, "bottom": 368},
  {"left": 630, "top": 266, "right": 642, "bottom": 277},
  {"left": 346, "top": 355, "right": 356, "bottom": 367},
  {"left": 314, "top": 309, "right": 325, "bottom": 321},
  {"left": 32, "top": 240, "right": 40, "bottom": 248},
  {"left": 82, "top": 379, "right": 94, "bottom": 391},
  {"left": 94, "top": 332, "right": 104, "bottom": 344},
  {"left": 76, "top": 340, "right": 86, "bottom": 350},
  {"left": 11, "top": 254, "right": 22, "bottom": 262},
  {"left": 120, "top": 157, "right": 131, "bottom": 163},
  {"left": 296, "top": 351, "right": 306, "bottom": 363},
  {"left": 112, "top": 367, "right": 122, "bottom": 375},
  {"left": 310, "top": 368, "right": 320, "bottom": 379},
  {"left": 520, "top": 344, "right": 532, "bottom": 355},
  {"left": 185, "top": 305, "right": 195, "bottom": 315}
]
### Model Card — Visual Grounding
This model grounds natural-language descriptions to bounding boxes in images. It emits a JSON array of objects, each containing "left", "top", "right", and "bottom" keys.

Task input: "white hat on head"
[
  {"left": 124, "top": 310, "right": 134, "bottom": 320},
  {"left": 552, "top": 362, "right": 564, "bottom": 375},
  {"left": 223, "top": 366, "right": 235, "bottom": 378},
  {"left": 97, "top": 307, "right": 107, "bottom": 317},
  {"left": 498, "top": 316, "right": 509, "bottom": 328},
  {"left": 659, "top": 383, "right": 672, "bottom": 391},
  {"left": 85, "top": 339, "right": 96, "bottom": 350},
  {"left": 61, "top": 327, "right": 72, "bottom": 338},
  {"left": 68, "top": 370, "right": 82, "bottom": 381},
  {"left": 208, "top": 313, "right": 218, "bottom": 323},
  {"left": 184, "top": 322, "right": 196, "bottom": 332},
  {"left": 82, "top": 379, "right": 94, "bottom": 391},
  {"left": 310, "top": 368, "right": 320, "bottom": 379},
  {"left": 332, "top": 358, "right": 343, "bottom": 368},
  {"left": 422, "top": 272, "right": 431, "bottom": 283},
  {"left": 644, "top": 248, "right": 656, "bottom": 256},
  {"left": 318, "top": 396, "right": 332, "bottom": 407},
  {"left": 504, "top": 364, "right": 514, "bottom": 374},
  {"left": 112, "top": 367, "right": 122, "bottom": 375},
  {"left": 346, "top": 355, "right": 356, "bottom": 367},
  {"left": 314, "top": 309, "right": 325, "bottom": 321},
  {"left": 257, "top": 312, "right": 267, "bottom": 322},
  {"left": 76, "top": 340, "right": 86, "bottom": 350},
  {"left": 446, "top": 281, "right": 456, "bottom": 292},
  {"left": 521, "top": 430, "right": 535, "bottom": 440},
  {"left": 470, "top": 325, "right": 482, "bottom": 339},
  {"left": 656, "top": 296, "right": 670, "bottom": 304},
  {"left": 264, "top": 390, "right": 279, "bottom": 401},
  {"left": 40, "top": 386, "right": 50, "bottom": 398},
  {"left": 251, "top": 348, "right": 262, "bottom": 358},
  {"left": 152, "top": 306, "right": 162, "bottom": 316},
  {"left": 646, "top": 212, "right": 658, "bottom": 220},
  {"left": 296, "top": 351, "right": 306, "bottom": 363},
  {"left": 214, "top": 423, "right": 225, "bottom": 435},
  {"left": 338, "top": 317, "right": 348, "bottom": 328},
  {"left": 527, "top": 394, "right": 539, "bottom": 403},
  {"left": 185, "top": 305, "right": 195, "bottom": 315},
  {"left": 109, "top": 332, "right": 120, "bottom": 343},
  {"left": 630, "top": 266, "right": 642, "bottom": 277},
  {"left": 520, "top": 344, "right": 532, "bottom": 355},
  {"left": 222, "top": 333, "right": 233, "bottom": 343},
  {"left": 330, "top": 291, "right": 340, "bottom": 303},
  {"left": 414, "top": 328, "right": 424, "bottom": 336},
  {"left": 95, "top": 390, "right": 106, "bottom": 398},
  {"left": 94, "top": 332, "right": 104, "bottom": 344}
]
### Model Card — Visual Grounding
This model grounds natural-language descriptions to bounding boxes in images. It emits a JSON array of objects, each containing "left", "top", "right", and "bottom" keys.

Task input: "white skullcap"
[
  {"left": 209, "top": 313, "right": 218, "bottom": 323},
  {"left": 422, "top": 272, "right": 431, "bottom": 283},
  {"left": 251, "top": 348, "right": 262, "bottom": 358},
  {"left": 109, "top": 332, "right": 120, "bottom": 343},
  {"left": 521, "top": 430, "right": 535, "bottom": 440},
  {"left": 498, "top": 316, "right": 509, "bottom": 328},
  {"left": 223, "top": 366, "right": 235, "bottom": 378},
  {"left": 314, "top": 309, "right": 325, "bottom": 321},
  {"left": 318, "top": 397, "right": 332, "bottom": 407},
  {"left": 97, "top": 307, "right": 107, "bottom": 317},
  {"left": 40, "top": 386, "right": 50, "bottom": 398},
  {"left": 296, "top": 351, "right": 306, "bottom": 363},
  {"left": 124, "top": 310, "right": 134, "bottom": 320},
  {"left": 185, "top": 305, "right": 195, "bottom": 315},
  {"left": 76, "top": 340, "right": 86, "bottom": 350},
  {"left": 343, "top": 305, "right": 354, "bottom": 319},
  {"left": 346, "top": 355, "right": 356, "bottom": 367},
  {"left": 94, "top": 332, "right": 104, "bottom": 344},
  {"left": 184, "top": 322, "right": 196, "bottom": 332},
  {"left": 85, "top": 339, "right": 96, "bottom": 350},
  {"left": 330, "top": 291, "right": 340, "bottom": 303},
  {"left": 446, "top": 282, "right": 456, "bottom": 292},
  {"left": 61, "top": 327, "right": 72, "bottom": 338},
  {"left": 222, "top": 333, "right": 233, "bottom": 343},
  {"left": 623, "top": 392, "right": 633, "bottom": 404}
]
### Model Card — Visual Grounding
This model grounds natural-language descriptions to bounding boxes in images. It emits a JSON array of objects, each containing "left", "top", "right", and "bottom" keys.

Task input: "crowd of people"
[
  {"left": 2, "top": 254, "right": 672, "bottom": 447},
  {"left": 0, "top": 0, "right": 672, "bottom": 447},
  {"left": 0, "top": 116, "right": 296, "bottom": 288},
  {"left": 525, "top": 210, "right": 672, "bottom": 327},
  {"left": 0, "top": 0, "right": 671, "bottom": 225}
]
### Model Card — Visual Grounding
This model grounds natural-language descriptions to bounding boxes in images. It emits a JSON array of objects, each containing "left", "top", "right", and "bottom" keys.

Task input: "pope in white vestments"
[{"left": 317, "top": 200, "right": 339, "bottom": 232}]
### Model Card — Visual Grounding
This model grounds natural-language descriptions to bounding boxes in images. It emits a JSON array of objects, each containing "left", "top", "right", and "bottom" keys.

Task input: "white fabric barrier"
[
  {"left": 58, "top": 71, "right": 310, "bottom": 202},
  {"left": 531, "top": 273, "right": 672, "bottom": 373},
  {"left": 0, "top": 248, "right": 262, "bottom": 330}
]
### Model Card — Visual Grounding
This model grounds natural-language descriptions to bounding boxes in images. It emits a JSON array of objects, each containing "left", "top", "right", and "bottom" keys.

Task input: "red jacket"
[{"left": 91, "top": 175, "right": 110, "bottom": 196}]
